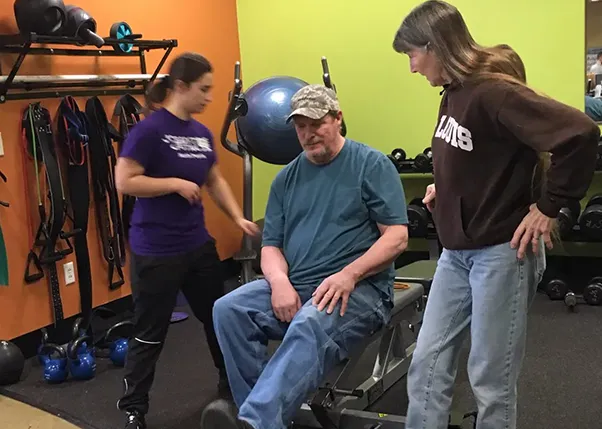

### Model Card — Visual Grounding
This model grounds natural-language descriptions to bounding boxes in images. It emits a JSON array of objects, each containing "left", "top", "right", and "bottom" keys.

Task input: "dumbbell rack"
[{"left": 388, "top": 147, "right": 433, "bottom": 174}]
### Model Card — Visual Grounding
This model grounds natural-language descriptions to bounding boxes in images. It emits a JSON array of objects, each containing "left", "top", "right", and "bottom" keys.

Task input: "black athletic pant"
[{"left": 117, "top": 240, "right": 226, "bottom": 415}]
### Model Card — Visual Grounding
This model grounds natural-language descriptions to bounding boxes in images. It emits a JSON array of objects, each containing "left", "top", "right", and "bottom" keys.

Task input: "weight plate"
[
  {"left": 391, "top": 148, "right": 406, "bottom": 161},
  {"left": 586, "top": 193, "right": 602, "bottom": 209},
  {"left": 110, "top": 21, "right": 133, "bottom": 53},
  {"left": 584, "top": 284, "right": 602, "bottom": 305},
  {"left": 579, "top": 205, "right": 602, "bottom": 240},
  {"left": 546, "top": 279, "right": 568, "bottom": 300},
  {"left": 407, "top": 198, "right": 429, "bottom": 238}
]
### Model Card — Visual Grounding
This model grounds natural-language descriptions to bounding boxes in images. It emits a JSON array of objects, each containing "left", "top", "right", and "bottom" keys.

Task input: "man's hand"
[
  {"left": 511, "top": 203, "right": 555, "bottom": 259},
  {"left": 271, "top": 279, "right": 302, "bottom": 323},
  {"left": 312, "top": 270, "right": 357, "bottom": 316},
  {"left": 423, "top": 183, "right": 435, "bottom": 212}
]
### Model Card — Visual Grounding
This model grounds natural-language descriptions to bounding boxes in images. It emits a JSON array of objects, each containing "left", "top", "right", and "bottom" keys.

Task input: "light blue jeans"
[
  {"left": 405, "top": 240, "right": 546, "bottom": 429},
  {"left": 212, "top": 278, "right": 391, "bottom": 429}
]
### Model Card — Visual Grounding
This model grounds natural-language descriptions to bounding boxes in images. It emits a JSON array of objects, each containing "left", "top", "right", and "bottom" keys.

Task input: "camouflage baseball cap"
[{"left": 286, "top": 84, "right": 340, "bottom": 122}]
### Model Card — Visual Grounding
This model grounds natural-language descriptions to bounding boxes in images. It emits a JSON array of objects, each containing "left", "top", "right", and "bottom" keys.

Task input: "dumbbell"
[
  {"left": 387, "top": 148, "right": 407, "bottom": 173},
  {"left": 583, "top": 277, "right": 602, "bottom": 306},
  {"left": 578, "top": 194, "right": 602, "bottom": 240},
  {"left": 544, "top": 278, "right": 569, "bottom": 300},
  {"left": 414, "top": 147, "right": 433, "bottom": 173},
  {"left": 407, "top": 197, "right": 431, "bottom": 238},
  {"left": 557, "top": 200, "right": 581, "bottom": 239}
]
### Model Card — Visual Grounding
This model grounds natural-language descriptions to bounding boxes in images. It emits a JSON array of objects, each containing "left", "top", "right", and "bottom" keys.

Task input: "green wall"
[{"left": 236, "top": 0, "right": 590, "bottom": 223}]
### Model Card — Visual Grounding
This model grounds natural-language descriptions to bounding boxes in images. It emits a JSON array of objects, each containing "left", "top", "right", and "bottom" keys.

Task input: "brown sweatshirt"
[{"left": 432, "top": 78, "right": 600, "bottom": 250}]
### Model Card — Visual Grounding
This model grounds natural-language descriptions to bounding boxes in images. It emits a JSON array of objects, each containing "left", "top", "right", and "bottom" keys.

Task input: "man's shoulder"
[{"left": 345, "top": 139, "right": 387, "bottom": 163}]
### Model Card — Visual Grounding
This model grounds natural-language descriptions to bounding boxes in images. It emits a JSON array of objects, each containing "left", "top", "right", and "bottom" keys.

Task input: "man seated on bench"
[{"left": 202, "top": 84, "right": 409, "bottom": 429}]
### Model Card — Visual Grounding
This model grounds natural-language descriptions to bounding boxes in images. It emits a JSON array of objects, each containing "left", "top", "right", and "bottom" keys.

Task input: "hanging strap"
[
  {"left": 56, "top": 95, "right": 94, "bottom": 323},
  {"left": 85, "top": 96, "right": 126, "bottom": 291},
  {"left": 112, "top": 94, "right": 145, "bottom": 240},
  {"left": 0, "top": 170, "right": 9, "bottom": 287},
  {"left": 21, "top": 102, "right": 81, "bottom": 324}
]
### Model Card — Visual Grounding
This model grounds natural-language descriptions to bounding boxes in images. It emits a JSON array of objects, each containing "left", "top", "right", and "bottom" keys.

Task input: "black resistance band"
[
  {"left": 55, "top": 96, "right": 93, "bottom": 323},
  {"left": 112, "top": 94, "right": 145, "bottom": 240},
  {"left": 85, "top": 96, "right": 126, "bottom": 290},
  {"left": 21, "top": 102, "right": 80, "bottom": 324}
]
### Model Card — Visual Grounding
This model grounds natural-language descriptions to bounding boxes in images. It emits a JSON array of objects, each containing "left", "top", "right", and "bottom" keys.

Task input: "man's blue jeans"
[
  {"left": 213, "top": 278, "right": 391, "bottom": 429},
  {"left": 405, "top": 240, "right": 546, "bottom": 429}
]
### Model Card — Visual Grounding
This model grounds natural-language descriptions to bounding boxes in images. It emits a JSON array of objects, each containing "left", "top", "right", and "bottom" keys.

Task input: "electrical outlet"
[{"left": 63, "top": 262, "right": 75, "bottom": 285}]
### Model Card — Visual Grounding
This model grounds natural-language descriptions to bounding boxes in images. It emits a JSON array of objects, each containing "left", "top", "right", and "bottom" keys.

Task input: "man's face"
[{"left": 293, "top": 111, "right": 343, "bottom": 164}]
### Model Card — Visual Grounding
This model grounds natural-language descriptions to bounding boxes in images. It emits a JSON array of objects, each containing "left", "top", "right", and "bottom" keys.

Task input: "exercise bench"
[
  {"left": 292, "top": 279, "right": 425, "bottom": 429},
  {"left": 293, "top": 236, "right": 477, "bottom": 429}
]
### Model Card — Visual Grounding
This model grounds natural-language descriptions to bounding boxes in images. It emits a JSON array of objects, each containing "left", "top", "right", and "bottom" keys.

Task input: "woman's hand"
[
  {"left": 236, "top": 217, "right": 261, "bottom": 237},
  {"left": 423, "top": 184, "right": 436, "bottom": 212},
  {"left": 511, "top": 203, "right": 555, "bottom": 259}
]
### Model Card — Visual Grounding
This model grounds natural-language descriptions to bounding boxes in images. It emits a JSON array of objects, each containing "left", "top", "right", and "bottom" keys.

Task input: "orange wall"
[{"left": 0, "top": 0, "right": 243, "bottom": 339}]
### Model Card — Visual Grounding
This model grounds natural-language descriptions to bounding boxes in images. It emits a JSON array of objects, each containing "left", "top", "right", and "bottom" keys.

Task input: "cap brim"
[{"left": 286, "top": 107, "right": 330, "bottom": 123}]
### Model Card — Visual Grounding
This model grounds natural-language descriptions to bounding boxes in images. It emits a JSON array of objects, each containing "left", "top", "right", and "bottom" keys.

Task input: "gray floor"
[{"left": 2, "top": 289, "right": 602, "bottom": 429}]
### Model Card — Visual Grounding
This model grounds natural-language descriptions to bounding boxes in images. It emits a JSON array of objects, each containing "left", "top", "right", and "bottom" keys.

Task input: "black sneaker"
[
  {"left": 124, "top": 410, "right": 146, "bottom": 429},
  {"left": 201, "top": 399, "right": 253, "bottom": 429}
]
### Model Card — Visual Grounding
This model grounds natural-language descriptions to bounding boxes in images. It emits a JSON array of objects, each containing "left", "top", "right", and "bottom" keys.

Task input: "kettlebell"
[
  {"left": 38, "top": 343, "right": 68, "bottom": 383},
  {"left": 68, "top": 335, "right": 96, "bottom": 381},
  {"left": 13, "top": 0, "right": 67, "bottom": 36},
  {"left": 64, "top": 5, "right": 104, "bottom": 47},
  {"left": 104, "top": 320, "right": 134, "bottom": 367},
  {"left": 70, "top": 317, "right": 90, "bottom": 355},
  {"left": 37, "top": 328, "right": 50, "bottom": 365}
]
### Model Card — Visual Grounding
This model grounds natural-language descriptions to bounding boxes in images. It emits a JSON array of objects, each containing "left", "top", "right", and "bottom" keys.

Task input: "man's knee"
[
  {"left": 288, "top": 299, "right": 384, "bottom": 354},
  {"left": 213, "top": 280, "right": 272, "bottom": 323}
]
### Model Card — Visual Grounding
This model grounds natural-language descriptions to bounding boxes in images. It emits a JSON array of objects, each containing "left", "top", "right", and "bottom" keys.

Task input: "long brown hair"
[{"left": 393, "top": 1, "right": 552, "bottom": 224}]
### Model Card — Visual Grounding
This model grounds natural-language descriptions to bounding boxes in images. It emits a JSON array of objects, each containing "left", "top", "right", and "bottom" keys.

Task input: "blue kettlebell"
[
  {"left": 37, "top": 328, "right": 50, "bottom": 366},
  {"left": 38, "top": 343, "right": 68, "bottom": 383},
  {"left": 70, "top": 317, "right": 90, "bottom": 355},
  {"left": 68, "top": 335, "right": 96, "bottom": 381},
  {"left": 105, "top": 320, "right": 134, "bottom": 367}
]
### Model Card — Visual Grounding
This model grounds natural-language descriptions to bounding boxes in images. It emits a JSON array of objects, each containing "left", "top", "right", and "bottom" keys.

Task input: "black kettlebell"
[
  {"left": 13, "top": 0, "right": 67, "bottom": 36},
  {"left": 414, "top": 147, "right": 433, "bottom": 173},
  {"left": 64, "top": 5, "right": 104, "bottom": 47},
  {"left": 0, "top": 340, "right": 25, "bottom": 386},
  {"left": 407, "top": 197, "right": 431, "bottom": 238},
  {"left": 578, "top": 194, "right": 602, "bottom": 240}
]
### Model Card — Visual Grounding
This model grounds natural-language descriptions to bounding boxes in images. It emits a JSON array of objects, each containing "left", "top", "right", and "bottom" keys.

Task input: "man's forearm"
[
  {"left": 343, "top": 226, "right": 408, "bottom": 282},
  {"left": 261, "top": 246, "right": 289, "bottom": 287},
  {"left": 206, "top": 176, "right": 244, "bottom": 221},
  {"left": 117, "top": 176, "right": 178, "bottom": 198}
]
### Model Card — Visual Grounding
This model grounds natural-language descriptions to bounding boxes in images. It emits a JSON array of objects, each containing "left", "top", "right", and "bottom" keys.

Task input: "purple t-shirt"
[{"left": 119, "top": 108, "right": 217, "bottom": 256}]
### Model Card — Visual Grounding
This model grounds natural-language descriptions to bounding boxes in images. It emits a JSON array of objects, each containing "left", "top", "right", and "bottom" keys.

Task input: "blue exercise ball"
[{"left": 236, "top": 76, "right": 308, "bottom": 165}]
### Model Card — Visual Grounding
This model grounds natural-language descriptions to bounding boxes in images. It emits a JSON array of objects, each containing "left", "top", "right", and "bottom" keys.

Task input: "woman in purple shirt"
[{"left": 114, "top": 52, "right": 259, "bottom": 429}]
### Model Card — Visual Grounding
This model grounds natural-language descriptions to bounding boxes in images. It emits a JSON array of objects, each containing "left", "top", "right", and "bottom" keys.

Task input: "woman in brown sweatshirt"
[{"left": 392, "top": 2, "right": 600, "bottom": 429}]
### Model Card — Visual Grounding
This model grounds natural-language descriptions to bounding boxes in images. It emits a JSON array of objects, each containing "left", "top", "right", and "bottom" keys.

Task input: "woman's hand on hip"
[
  {"left": 423, "top": 184, "right": 436, "bottom": 212},
  {"left": 511, "top": 203, "right": 555, "bottom": 259}
]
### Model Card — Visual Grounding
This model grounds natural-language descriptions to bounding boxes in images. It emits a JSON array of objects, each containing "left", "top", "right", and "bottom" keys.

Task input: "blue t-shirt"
[
  {"left": 263, "top": 139, "right": 408, "bottom": 302},
  {"left": 119, "top": 108, "right": 217, "bottom": 256}
]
